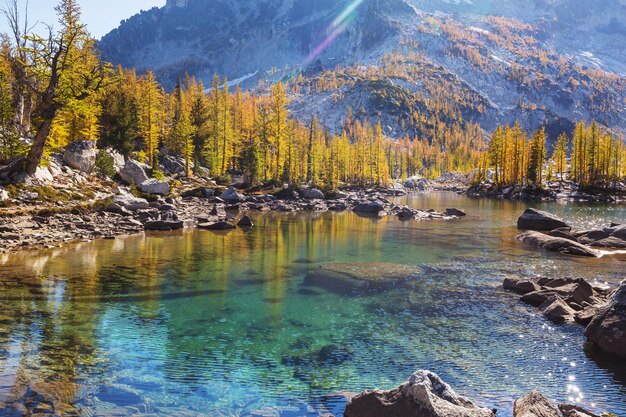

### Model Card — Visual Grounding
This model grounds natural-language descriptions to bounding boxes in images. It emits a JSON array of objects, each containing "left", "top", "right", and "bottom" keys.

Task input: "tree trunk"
[{"left": 24, "top": 118, "right": 53, "bottom": 175}]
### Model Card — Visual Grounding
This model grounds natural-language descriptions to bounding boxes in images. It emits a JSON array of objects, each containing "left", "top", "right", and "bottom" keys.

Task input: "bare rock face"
[
  {"left": 63, "top": 140, "right": 97, "bottom": 174},
  {"left": 517, "top": 208, "right": 569, "bottom": 231},
  {"left": 513, "top": 391, "right": 561, "bottom": 417},
  {"left": 585, "top": 279, "right": 626, "bottom": 357},
  {"left": 344, "top": 370, "right": 495, "bottom": 417}
]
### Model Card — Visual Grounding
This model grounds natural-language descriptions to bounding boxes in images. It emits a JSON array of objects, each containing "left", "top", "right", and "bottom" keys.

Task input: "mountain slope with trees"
[{"left": 99, "top": 0, "right": 626, "bottom": 140}]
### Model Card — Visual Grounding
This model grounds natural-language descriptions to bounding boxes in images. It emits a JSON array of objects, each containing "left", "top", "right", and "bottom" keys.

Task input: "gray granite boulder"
[
  {"left": 120, "top": 159, "right": 150, "bottom": 185},
  {"left": 138, "top": 178, "right": 170, "bottom": 195},
  {"left": 513, "top": 392, "right": 560, "bottom": 417},
  {"left": 517, "top": 208, "right": 569, "bottom": 231},
  {"left": 585, "top": 280, "right": 626, "bottom": 357},
  {"left": 344, "top": 370, "right": 495, "bottom": 417},
  {"left": 517, "top": 231, "right": 598, "bottom": 257},
  {"left": 63, "top": 140, "right": 97, "bottom": 173}
]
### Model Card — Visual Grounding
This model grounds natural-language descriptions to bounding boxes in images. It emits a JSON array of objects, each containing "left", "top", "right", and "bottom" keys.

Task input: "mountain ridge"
[{"left": 99, "top": 0, "right": 626, "bottom": 140}]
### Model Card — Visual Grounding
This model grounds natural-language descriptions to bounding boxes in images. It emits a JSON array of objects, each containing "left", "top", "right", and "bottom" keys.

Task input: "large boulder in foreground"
[
  {"left": 517, "top": 208, "right": 569, "bottom": 231},
  {"left": 585, "top": 280, "right": 626, "bottom": 357},
  {"left": 517, "top": 231, "right": 598, "bottom": 257},
  {"left": 344, "top": 370, "right": 495, "bottom": 417},
  {"left": 513, "top": 391, "right": 561, "bottom": 417},
  {"left": 63, "top": 140, "right": 97, "bottom": 173}
]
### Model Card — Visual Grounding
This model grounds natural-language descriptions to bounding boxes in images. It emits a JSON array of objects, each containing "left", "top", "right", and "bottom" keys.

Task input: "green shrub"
[
  {"left": 215, "top": 173, "right": 232, "bottom": 186},
  {"left": 152, "top": 168, "right": 166, "bottom": 181},
  {"left": 95, "top": 150, "right": 116, "bottom": 178}
]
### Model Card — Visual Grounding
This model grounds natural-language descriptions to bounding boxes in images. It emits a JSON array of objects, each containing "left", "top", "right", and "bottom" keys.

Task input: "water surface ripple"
[{"left": 0, "top": 193, "right": 624, "bottom": 417}]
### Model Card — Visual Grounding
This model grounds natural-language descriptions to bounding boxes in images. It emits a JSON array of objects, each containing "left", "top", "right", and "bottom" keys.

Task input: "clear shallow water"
[{"left": 0, "top": 193, "right": 624, "bottom": 417}]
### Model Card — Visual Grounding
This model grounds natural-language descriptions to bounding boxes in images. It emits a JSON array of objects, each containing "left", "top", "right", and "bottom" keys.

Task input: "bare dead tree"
[
  {"left": 2, "top": 0, "right": 36, "bottom": 136},
  {"left": 1, "top": 0, "right": 109, "bottom": 177}
]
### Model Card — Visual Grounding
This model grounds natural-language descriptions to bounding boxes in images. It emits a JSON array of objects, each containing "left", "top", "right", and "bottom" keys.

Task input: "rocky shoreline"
[
  {"left": 0, "top": 184, "right": 467, "bottom": 254},
  {"left": 1, "top": 368, "right": 616, "bottom": 417},
  {"left": 343, "top": 370, "right": 616, "bottom": 417},
  {"left": 515, "top": 208, "right": 626, "bottom": 257},
  {"left": 504, "top": 274, "right": 626, "bottom": 357},
  {"left": 467, "top": 180, "right": 626, "bottom": 203}
]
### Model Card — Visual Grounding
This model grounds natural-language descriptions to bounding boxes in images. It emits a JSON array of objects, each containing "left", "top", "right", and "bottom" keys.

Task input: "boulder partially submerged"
[
  {"left": 503, "top": 276, "right": 610, "bottom": 325},
  {"left": 513, "top": 392, "right": 603, "bottom": 417},
  {"left": 516, "top": 210, "right": 626, "bottom": 254},
  {"left": 514, "top": 391, "right": 561, "bottom": 417},
  {"left": 517, "top": 231, "right": 599, "bottom": 257},
  {"left": 585, "top": 280, "right": 626, "bottom": 357},
  {"left": 517, "top": 208, "right": 569, "bottom": 231},
  {"left": 344, "top": 370, "right": 495, "bottom": 417}
]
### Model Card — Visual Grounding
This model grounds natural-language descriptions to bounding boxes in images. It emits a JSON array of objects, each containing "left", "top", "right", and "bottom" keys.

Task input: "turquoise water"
[{"left": 0, "top": 193, "right": 624, "bottom": 416}]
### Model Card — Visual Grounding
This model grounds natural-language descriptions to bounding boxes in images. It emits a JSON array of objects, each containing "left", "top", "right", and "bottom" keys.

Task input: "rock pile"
[
  {"left": 504, "top": 276, "right": 626, "bottom": 358},
  {"left": 516, "top": 209, "right": 625, "bottom": 256}
]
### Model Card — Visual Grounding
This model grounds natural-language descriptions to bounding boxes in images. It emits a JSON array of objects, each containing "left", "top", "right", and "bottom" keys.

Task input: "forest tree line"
[
  {"left": 0, "top": 0, "right": 624, "bottom": 191},
  {"left": 478, "top": 121, "right": 625, "bottom": 188}
]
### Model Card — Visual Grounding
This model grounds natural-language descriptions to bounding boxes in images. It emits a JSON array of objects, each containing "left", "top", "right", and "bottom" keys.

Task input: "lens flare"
[{"left": 304, "top": 0, "right": 366, "bottom": 65}]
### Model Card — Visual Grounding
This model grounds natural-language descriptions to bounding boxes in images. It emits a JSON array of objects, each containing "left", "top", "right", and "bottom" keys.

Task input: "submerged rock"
[
  {"left": 517, "top": 208, "right": 569, "bottom": 231},
  {"left": 303, "top": 262, "right": 417, "bottom": 295},
  {"left": 585, "top": 280, "right": 626, "bottom": 357},
  {"left": 517, "top": 231, "right": 598, "bottom": 257},
  {"left": 513, "top": 391, "right": 560, "bottom": 417},
  {"left": 344, "top": 370, "right": 495, "bottom": 417}
]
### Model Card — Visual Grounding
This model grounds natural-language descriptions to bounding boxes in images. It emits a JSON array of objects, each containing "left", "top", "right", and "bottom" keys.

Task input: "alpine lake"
[{"left": 0, "top": 192, "right": 625, "bottom": 417}]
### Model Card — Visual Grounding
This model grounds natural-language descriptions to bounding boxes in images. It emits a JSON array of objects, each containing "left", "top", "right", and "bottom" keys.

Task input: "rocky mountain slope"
[{"left": 99, "top": 0, "right": 626, "bottom": 140}]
